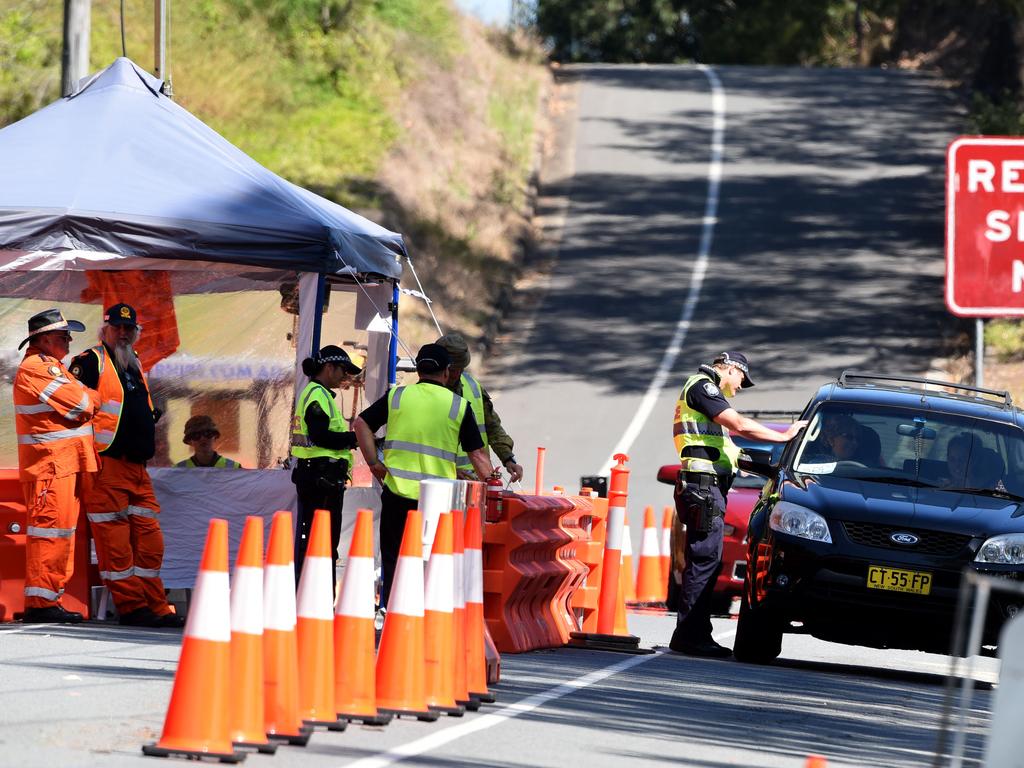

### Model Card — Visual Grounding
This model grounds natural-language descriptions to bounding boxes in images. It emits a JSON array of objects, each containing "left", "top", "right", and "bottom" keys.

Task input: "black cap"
[
  {"left": 316, "top": 345, "right": 361, "bottom": 375},
  {"left": 19, "top": 308, "right": 86, "bottom": 349},
  {"left": 415, "top": 343, "right": 451, "bottom": 374},
  {"left": 104, "top": 303, "right": 138, "bottom": 327},
  {"left": 713, "top": 351, "right": 755, "bottom": 388}
]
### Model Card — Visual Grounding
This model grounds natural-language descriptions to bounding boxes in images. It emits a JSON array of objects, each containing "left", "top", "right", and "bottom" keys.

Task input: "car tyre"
[{"left": 733, "top": 596, "right": 783, "bottom": 664}]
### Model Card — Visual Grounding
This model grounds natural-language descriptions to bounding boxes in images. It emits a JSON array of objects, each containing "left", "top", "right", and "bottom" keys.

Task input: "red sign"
[{"left": 946, "top": 137, "right": 1024, "bottom": 317}]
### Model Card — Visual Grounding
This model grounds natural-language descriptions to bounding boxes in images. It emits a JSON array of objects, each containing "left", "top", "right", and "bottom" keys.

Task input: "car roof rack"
[
  {"left": 743, "top": 410, "right": 803, "bottom": 421},
  {"left": 837, "top": 371, "right": 1013, "bottom": 407}
]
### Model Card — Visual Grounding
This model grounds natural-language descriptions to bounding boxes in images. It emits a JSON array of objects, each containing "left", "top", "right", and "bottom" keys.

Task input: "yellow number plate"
[{"left": 866, "top": 566, "right": 932, "bottom": 595}]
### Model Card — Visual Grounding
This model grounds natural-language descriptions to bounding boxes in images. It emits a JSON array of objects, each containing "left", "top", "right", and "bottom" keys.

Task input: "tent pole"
[
  {"left": 388, "top": 281, "right": 399, "bottom": 387},
  {"left": 311, "top": 272, "right": 326, "bottom": 354}
]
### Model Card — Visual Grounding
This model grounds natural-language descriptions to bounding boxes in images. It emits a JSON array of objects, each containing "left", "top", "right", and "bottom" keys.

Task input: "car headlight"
[
  {"left": 975, "top": 534, "right": 1024, "bottom": 565},
  {"left": 769, "top": 501, "right": 832, "bottom": 543}
]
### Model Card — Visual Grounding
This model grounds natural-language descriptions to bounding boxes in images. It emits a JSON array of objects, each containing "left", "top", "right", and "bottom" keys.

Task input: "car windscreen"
[
  {"left": 732, "top": 435, "right": 786, "bottom": 489},
  {"left": 792, "top": 403, "right": 1024, "bottom": 498}
]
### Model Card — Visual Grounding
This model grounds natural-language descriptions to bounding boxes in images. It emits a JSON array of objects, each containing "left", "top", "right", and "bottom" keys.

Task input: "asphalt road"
[
  {"left": 487, "top": 64, "right": 962, "bottom": 532},
  {"left": 0, "top": 613, "right": 997, "bottom": 767}
]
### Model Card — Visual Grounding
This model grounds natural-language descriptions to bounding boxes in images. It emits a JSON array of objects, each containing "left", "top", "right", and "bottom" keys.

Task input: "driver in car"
[{"left": 810, "top": 414, "right": 883, "bottom": 466}]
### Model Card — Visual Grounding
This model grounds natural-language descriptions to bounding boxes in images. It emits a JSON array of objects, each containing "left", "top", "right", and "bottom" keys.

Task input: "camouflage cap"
[{"left": 435, "top": 332, "right": 471, "bottom": 369}]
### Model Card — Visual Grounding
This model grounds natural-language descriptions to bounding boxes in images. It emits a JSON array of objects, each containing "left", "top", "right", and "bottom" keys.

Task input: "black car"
[{"left": 734, "top": 372, "right": 1024, "bottom": 664}]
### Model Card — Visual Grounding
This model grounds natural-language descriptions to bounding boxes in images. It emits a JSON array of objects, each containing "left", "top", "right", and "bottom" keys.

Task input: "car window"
[{"left": 792, "top": 403, "right": 1024, "bottom": 493}]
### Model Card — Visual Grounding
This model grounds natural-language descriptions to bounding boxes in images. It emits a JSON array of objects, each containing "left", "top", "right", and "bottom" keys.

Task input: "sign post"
[{"left": 946, "top": 137, "right": 1024, "bottom": 385}]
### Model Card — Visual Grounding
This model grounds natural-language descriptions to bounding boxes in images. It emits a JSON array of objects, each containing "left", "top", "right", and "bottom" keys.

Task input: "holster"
[{"left": 674, "top": 471, "right": 723, "bottom": 534}]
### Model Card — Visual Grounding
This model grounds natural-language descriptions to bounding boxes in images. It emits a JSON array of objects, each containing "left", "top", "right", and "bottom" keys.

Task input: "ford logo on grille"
[{"left": 891, "top": 532, "right": 919, "bottom": 545}]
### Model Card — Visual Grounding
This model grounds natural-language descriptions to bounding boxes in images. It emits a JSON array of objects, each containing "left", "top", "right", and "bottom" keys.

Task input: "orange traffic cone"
[
  {"left": 806, "top": 756, "right": 827, "bottom": 768},
  {"left": 143, "top": 519, "right": 243, "bottom": 762},
  {"left": 263, "top": 511, "right": 311, "bottom": 745},
  {"left": 228, "top": 517, "right": 276, "bottom": 754},
  {"left": 660, "top": 506, "right": 673, "bottom": 601},
  {"left": 464, "top": 504, "right": 494, "bottom": 703},
  {"left": 621, "top": 511, "right": 636, "bottom": 603},
  {"left": 296, "top": 509, "right": 345, "bottom": 731},
  {"left": 424, "top": 511, "right": 464, "bottom": 716},
  {"left": 376, "top": 509, "right": 439, "bottom": 721},
  {"left": 451, "top": 507, "right": 477, "bottom": 712},
  {"left": 334, "top": 509, "right": 391, "bottom": 726},
  {"left": 634, "top": 506, "right": 665, "bottom": 604}
]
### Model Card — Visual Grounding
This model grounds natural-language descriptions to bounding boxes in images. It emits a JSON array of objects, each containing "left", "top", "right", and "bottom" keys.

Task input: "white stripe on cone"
[
  {"left": 622, "top": 523, "right": 633, "bottom": 557},
  {"left": 419, "top": 480, "right": 456, "bottom": 562},
  {"left": 641, "top": 526, "right": 659, "bottom": 556},
  {"left": 335, "top": 556, "right": 376, "bottom": 619},
  {"left": 606, "top": 505, "right": 625, "bottom": 550},
  {"left": 424, "top": 553, "right": 454, "bottom": 613},
  {"left": 296, "top": 556, "right": 334, "bottom": 620},
  {"left": 388, "top": 554, "right": 425, "bottom": 617},
  {"left": 186, "top": 570, "right": 231, "bottom": 642},
  {"left": 453, "top": 552, "right": 465, "bottom": 611},
  {"left": 231, "top": 565, "right": 264, "bottom": 636},
  {"left": 661, "top": 524, "right": 671, "bottom": 558},
  {"left": 464, "top": 549, "right": 483, "bottom": 604},
  {"left": 264, "top": 563, "right": 297, "bottom": 631}
]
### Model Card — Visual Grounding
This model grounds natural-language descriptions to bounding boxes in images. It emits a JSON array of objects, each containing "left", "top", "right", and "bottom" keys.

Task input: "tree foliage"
[{"left": 535, "top": 0, "right": 905, "bottom": 64}]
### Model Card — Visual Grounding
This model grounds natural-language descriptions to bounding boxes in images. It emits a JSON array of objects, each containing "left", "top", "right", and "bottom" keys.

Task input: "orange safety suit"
[
  {"left": 78, "top": 345, "right": 172, "bottom": 617},
  {"left": 14, "top": 346, "right": 98, "bottom": 609}
]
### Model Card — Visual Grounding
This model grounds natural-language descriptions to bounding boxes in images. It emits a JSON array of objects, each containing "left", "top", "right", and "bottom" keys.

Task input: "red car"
[{"left": 657, "top": 414, "right": 799, "bottom": 613}]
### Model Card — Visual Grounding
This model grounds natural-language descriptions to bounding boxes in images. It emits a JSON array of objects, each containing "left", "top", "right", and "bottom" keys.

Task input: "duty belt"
[{"left": 296, "top": 457, "right": 346, "bottom": 466}]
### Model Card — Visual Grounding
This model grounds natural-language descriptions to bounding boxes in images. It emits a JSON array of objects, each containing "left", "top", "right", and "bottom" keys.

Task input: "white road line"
[
  {"left": 342, "top": 651, "right": 663, "bottom": 768},
  {"left": 599, "top": 64, "right": 726, "bottom": 475}
]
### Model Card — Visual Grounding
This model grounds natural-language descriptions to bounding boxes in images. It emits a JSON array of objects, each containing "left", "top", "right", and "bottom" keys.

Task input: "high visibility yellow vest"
[
  {"left": 382, "top": 382, "right": 467, "bottom": 500},
  {"left": 88, "top": 345, "right": 154, "bottom": 453},
  {"left": 176, "top": 455, "right": 242, "bottom": 468},
  {"left": 672, "top": 373, "right": 740, "bottom": 475},
  {"left": 291, "top": 381, "right": 352, "bottom": 465},
  {"left": 455, "top": 372, "right": 488, "bottom": 471}
]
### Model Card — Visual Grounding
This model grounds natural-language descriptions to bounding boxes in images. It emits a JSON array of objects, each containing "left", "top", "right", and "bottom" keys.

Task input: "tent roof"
[{"left": 0, "top": 58, "right": 404, "bottom": 279}]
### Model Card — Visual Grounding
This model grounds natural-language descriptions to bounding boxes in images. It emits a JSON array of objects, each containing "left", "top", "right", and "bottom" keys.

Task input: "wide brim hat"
[
  {"left": 19, "top": 308, "right": 86, "bottom": 349},
  {"left": 183, "top": 414, "right": 220, "bottom": 443}
]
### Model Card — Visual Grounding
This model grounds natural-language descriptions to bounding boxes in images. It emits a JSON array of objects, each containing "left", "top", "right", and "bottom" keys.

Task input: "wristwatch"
[{"left": 503, "top": 454, "right": 517, "bottom": 466}]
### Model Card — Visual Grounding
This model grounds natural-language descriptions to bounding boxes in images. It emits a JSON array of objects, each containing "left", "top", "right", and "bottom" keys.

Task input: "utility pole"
[
  {"left": 153, "top": 0, "right": 173, "bottom": 96},
  {"left": 61, "top": 0, "right": 90, "bottom": 97}
]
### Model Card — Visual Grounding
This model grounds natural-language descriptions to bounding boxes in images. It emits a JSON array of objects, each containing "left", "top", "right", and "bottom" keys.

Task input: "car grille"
[{"left": 841, "top": 521, "right": 972, "bottom": 557}]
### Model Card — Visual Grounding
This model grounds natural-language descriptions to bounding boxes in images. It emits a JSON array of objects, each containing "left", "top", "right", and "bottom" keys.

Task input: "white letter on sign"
[
  {"left": 1005, "top": 161, "right": 1024, "bottom": 192},
  {"left": 969, "top": 160, "right": 996, "bottom": 192},
  {"left": 986, "top": 210, "right": 1011, "bottom": 242},
  {"left": 1014, "top": 261, "right": 1024, "bottom": 293}
]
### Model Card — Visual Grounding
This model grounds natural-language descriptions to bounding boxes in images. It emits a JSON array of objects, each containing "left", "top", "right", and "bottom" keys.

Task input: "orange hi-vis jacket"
[
  {"left": 85, "top": 345, "right": 154, "bottom": 453},
  {"left": 14, "top": 346, "right": 99, "bottom": 481}
]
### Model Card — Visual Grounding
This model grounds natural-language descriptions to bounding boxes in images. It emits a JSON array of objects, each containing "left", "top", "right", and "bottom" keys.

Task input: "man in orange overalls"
[
  {"left": 71, "top": 303, "right": 183, "bottom": 629},
  {"left": 14, "top": 308, "right": 98, "bottom": 623}
]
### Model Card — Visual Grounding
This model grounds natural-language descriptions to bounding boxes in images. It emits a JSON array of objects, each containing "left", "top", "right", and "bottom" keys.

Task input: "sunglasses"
[
  {"left": 826, "top": 429, "right": 857, "bottom": 440},
  {"left": 188, "top": 430, "right": 219, "bottom": 440},
  {"left": 47, "top": 332, "right": 73, "bottom": 341}
]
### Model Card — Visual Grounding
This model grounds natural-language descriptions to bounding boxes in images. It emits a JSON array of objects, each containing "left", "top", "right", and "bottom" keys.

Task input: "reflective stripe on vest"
[
  {"left": 383, "top": 383, "right": 466, "bottom": 500},
  {"left": 290, "top": 381, "right": 352, "bottom": 466},
  {"left": 89, "top": 345, "right": 153, "bottom": 453},
  {"left": 673, "top": 373, "right": 740, "bottom": 475},
  {"left": 455, "top": 372, "right": 488, "bottom": 471}
]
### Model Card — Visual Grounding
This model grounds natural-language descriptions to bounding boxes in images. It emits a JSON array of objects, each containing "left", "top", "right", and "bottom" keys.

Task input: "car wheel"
[{"left": 733, "top": 596, "right": 783, "bottom": 664}]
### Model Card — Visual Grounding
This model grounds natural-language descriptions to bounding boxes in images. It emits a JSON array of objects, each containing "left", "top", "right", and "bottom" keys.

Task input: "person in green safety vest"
[
  {"left": 175, "top": 415, "right": 244, "bottom": 469},
  {"left": 353, "top": 343, "right": 495, "bottom": 609},
  {"left": 669, "top": 351, "right": 806, "bottom": 658},
  {"left": 436, "top": 332, "right": 524, "bottom": 484},
  {"left": 291, "top": 345, "right": 362, "bottom": 587}
]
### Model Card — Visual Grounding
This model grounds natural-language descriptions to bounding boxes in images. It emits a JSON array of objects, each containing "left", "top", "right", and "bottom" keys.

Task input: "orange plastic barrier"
[
  {"left": 482, "top": 487, "right": 578, "bottom": 653},
  {"left": 570, "top": 493, "right": 608, "bottom": 633},
  {"left": 0, "top": 468, "right": 92, "bottom": 621}
]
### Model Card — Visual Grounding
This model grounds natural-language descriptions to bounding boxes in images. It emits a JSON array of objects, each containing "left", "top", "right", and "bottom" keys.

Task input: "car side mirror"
[{"left": 739, "top": 448, "right": 778, "bottom": 479}]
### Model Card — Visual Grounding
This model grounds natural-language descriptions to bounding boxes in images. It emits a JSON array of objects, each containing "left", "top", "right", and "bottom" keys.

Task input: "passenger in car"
[{"left": 941, "top": 433, "right": 1004, "bottom": 489}]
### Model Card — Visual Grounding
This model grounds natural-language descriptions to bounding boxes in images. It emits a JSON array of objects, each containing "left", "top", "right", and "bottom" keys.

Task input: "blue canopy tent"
[{"left": 0, "top": 57, "right": 404, "bottom": 377}]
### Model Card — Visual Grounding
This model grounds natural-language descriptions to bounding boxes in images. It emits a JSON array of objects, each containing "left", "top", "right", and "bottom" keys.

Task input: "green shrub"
[{"left": 985, "top": 319, "right": 1024, "bottom": 361}]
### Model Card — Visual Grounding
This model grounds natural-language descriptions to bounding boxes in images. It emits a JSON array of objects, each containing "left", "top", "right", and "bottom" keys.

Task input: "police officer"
[
  {"left": 669, "top": 352, "right": 805, "bottom": 657},
  {"left": 435, "top": 332, "right": 524, "bottom": 483},
  {"left": 291, "top": 345, "right": 362, "bottom": 586},
  {"left": 353, "top": 343, "right": 494, "bottom": 609}
]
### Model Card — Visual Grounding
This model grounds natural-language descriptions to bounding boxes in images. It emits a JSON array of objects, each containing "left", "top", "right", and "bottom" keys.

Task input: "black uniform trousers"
[
  {"left": 378, "top": 485, "right": 419, "bottom": 610},
  {"left": 672, "top": 483, "right": 728, "bottom": 645},
  {"left": 292, "top": 458, "right": 348, "bottom": 588}
]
